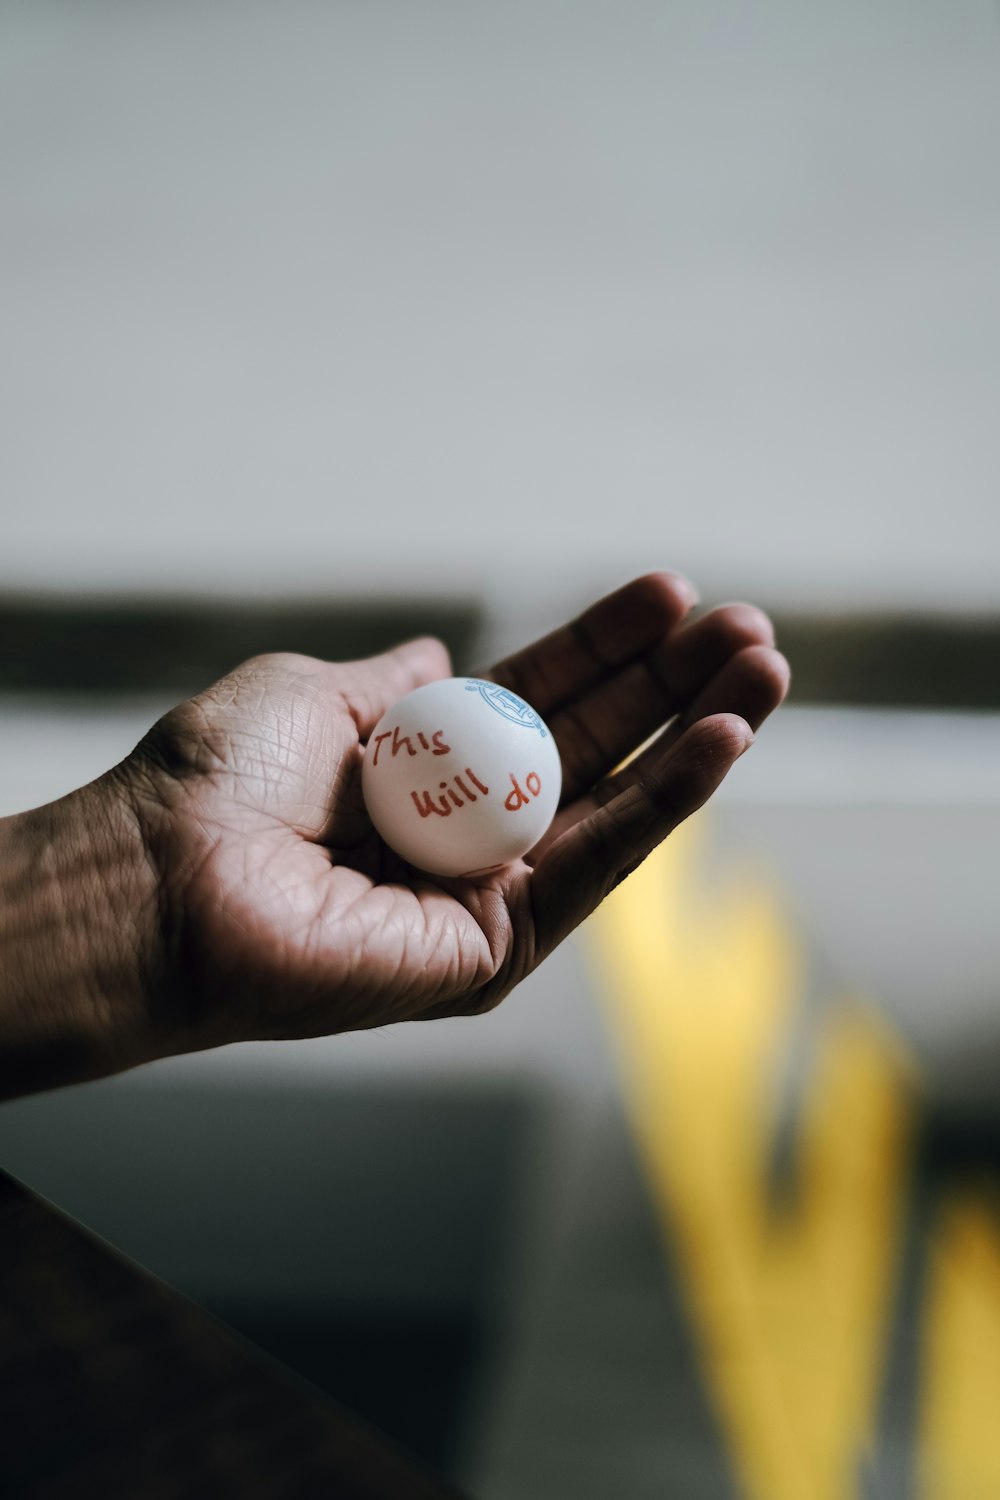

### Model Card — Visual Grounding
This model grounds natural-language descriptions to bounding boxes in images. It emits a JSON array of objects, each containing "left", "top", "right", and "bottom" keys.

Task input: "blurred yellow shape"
[
  {"left": 921, "top": 1191, "right": 1000, "bottom": 1500},
  {"left": 589, "top": 817, "right": 914, "bottom": 1500}
]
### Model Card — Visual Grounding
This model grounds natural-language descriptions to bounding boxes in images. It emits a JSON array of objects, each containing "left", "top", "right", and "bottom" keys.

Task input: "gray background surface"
[{"left": 3, "top": 0, "right": 998, "bottom": 621}]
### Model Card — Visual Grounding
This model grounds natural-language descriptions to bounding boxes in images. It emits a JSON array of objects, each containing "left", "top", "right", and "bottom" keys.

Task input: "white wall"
[{"left": 3, "top": 0, "right": 999, "bottom": 628}]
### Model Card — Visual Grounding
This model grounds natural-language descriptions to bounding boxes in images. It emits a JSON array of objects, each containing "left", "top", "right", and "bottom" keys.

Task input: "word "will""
[{"left": 412, "top": 770, "right": 543, "bottom": 818}]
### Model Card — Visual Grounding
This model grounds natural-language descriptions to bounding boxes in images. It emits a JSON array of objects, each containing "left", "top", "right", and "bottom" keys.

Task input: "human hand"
[{"left": 0, "top": 574, "right": 788, "bottom": 1096}]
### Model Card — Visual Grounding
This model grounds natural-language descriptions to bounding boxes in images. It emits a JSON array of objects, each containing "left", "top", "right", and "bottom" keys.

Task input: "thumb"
[{"left": 335, "top": 637, "right": 453, "bottom": 739}]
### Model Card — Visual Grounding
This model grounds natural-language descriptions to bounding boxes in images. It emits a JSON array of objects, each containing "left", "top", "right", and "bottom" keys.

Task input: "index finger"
[{"left": 485, "top": 571, "right": 700, "bottom": 716}]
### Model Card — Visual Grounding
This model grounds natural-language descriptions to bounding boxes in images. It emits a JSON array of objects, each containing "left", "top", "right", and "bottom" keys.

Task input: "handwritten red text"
[{"left": 372, "top": 725, "right": 450, "bottom": 767}]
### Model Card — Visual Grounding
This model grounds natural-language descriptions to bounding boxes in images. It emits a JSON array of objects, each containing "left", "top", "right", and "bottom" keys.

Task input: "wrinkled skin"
[{"left": 118, "top": 572, "right": 788, "bottom": 1057}]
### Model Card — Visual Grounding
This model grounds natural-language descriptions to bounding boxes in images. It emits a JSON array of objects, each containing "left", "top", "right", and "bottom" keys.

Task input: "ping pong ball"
[{"left": 362, "top": 677, "right": 562, "bottom": 877}]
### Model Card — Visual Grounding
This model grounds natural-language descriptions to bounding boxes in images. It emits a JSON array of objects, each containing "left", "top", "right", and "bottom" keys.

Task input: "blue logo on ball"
[{"left": 465, "top": 679, "right": 547, "bottom": 737}]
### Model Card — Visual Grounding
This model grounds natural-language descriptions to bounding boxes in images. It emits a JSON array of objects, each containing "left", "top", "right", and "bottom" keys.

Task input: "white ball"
[{"left": 361, "top": 677, "right": 562, "bottom": 877}]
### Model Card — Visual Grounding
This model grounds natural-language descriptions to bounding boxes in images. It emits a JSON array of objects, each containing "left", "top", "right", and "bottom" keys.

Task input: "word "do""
[{"left": 504, "top": 772, "right": 542, "bottom": 811}]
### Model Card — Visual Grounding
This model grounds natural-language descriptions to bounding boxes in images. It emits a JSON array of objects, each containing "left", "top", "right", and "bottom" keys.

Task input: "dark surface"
[
  {"left": 0, "top": 1077, "right": 530, "bottom": 1483},
  {"left": 0, "top": 1168, "right": 468, "bottom": 1499},
  {"left": 769, "top": 611, "right": 1000, "bottom": 711},
  {"left": 212, "top": 1311, "right": 484, "bottom": 1475},
  {"left": 2, "top": 593, "right": 999, "bottom": 710}
]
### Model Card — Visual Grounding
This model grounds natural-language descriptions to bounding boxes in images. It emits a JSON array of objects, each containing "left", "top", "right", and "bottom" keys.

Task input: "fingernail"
[
  {"left": 664, "top": 570, "right": 701, "bottom": 606},
  {"left": 740, "top": 730, "right": 755, "bottom": 755}
]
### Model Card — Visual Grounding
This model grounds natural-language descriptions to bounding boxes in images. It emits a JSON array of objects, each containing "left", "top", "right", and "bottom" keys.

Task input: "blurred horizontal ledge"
[
  {"left": 0, "top": 597, "right": 997, "bottom": 709},
  {"left": 768, "top": 611, "right": 1000, "bottom": 711},
  {"left": 0, "top": 595, "right": 483, "bottom": 696}
]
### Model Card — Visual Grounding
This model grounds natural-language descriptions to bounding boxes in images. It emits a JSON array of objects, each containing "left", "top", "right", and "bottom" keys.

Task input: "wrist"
[{"left": 0, "top": 777, "right": 164, "bottom": 1100}]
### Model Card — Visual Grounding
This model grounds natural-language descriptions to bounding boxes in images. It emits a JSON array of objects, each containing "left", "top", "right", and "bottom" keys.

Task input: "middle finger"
[{"left": 547, "top": 602, "right": 776, "bottom": 804}]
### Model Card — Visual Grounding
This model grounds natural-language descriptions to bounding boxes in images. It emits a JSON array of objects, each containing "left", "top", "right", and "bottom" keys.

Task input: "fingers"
[
  {"left": 533, "top": 642, "right": 788, "bottom": 859},
  {"left": 337, "top": 636, "right": 453, "bottom": 739},
  {"left": 486, "top": 572, "right": 700, "bottom": 716},
  {"left": 527, "top": 713, "right": 753, "bottom": 959},
  {"left": 663, "top": 640, "right": 790, "bottom": 743},
  {"left": 548, "top": 600, "right": 778, "bottom": 804}
]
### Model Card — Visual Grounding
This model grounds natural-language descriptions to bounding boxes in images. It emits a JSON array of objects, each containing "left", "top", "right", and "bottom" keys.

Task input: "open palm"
[{"left": 130, "top": 574, "right": 788, "bottom": 1056}]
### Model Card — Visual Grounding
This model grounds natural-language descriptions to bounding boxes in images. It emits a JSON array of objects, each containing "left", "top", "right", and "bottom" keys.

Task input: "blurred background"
[{"left": 1, "top": 2, "right": 999, "bottom": 1496}]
